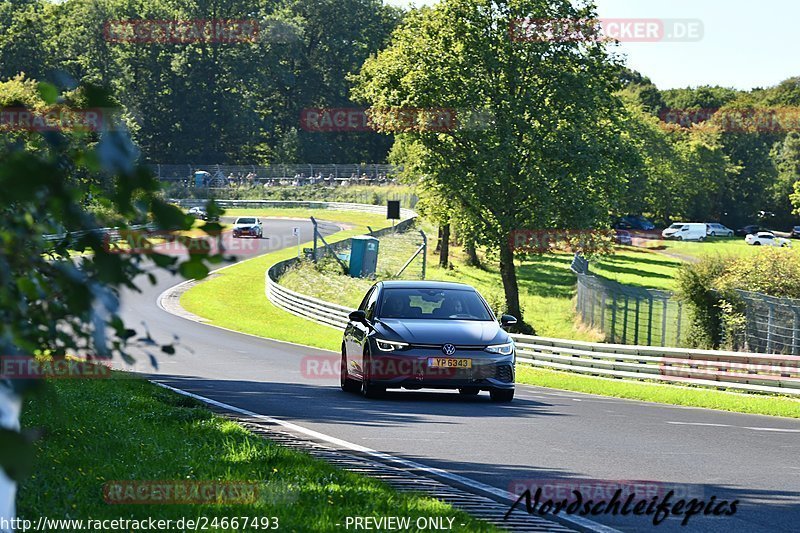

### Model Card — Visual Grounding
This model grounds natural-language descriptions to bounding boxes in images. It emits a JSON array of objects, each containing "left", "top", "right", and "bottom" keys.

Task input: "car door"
[{"left": 352, "top": 287, "right": 380, "bottom": 378}]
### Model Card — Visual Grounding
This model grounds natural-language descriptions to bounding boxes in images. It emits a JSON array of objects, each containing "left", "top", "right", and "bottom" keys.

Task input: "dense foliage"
[
  {"left": 0, "top": 81, "right": 224, "bottom": 478},
  {"left": 0, "top": 0, "right": 402, "bottom": 163},
  {"left": 353, "top": 0, "right": 640, "bottom": 329},
  {"left": 678, "top": 249, "right": 800, "bottom": 349}
]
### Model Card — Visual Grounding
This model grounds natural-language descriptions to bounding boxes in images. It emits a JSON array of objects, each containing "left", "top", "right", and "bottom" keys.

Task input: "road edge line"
[{"left": 151, "top": 381, "right": 619, "bottom": 533}]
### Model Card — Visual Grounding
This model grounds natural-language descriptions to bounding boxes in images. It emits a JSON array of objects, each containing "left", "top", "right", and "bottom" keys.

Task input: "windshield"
[
  {"left": 668, "top": 224, "right": 684, "bottom": 229},
  {"left": 236, "top": 218, "right": 256, "bottom": 225},
  {"left": 378, "top": 288, "right": 493, "bottom": 321}
]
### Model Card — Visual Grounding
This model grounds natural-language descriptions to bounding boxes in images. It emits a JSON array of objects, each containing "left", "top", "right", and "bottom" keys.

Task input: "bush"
[
  {"left": 715, "top": 248, "right": 800, "bottom": 298},
  {"left": 677, "top": 249, "right": 800, "bottom": 349},
  {"left": 676, "top": 256, "right": 728, "bottom": 348}
]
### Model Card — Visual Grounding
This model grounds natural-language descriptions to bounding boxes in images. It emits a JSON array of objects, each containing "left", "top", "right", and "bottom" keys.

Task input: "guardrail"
[
  {"left": 168, "top": 199, "right": 416, "bottom": 219},
  {"left": 43, "top": 223, "right": 154, "bottom": 245},
  {"left": 265, "top": 202, "right": 417, "bottom": 329},
  {"left": 264, "top": 221, "right": 800, "bottom": 396}
]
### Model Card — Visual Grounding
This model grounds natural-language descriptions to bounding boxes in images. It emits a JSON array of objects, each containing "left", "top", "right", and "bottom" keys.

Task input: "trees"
[
  {"left": 0, "top": 81, "right": 224, "bottom": 525},
  {"left": 354, "top": 0, "right": 639, "bottom": 329},
  {"left": 0, "top": 0, "right": 403, "bottom": 164}
]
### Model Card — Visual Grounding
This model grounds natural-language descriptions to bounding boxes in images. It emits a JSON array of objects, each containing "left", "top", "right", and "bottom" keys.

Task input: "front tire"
[
  {"left": 490, "top": 388, "right": 514, "bottom": 403},
  {"left": 341, "top": 351, "right": 360, "bottom": 393},
  {"left": 361, "top": 350, "right": 385, "bottom": 399}
]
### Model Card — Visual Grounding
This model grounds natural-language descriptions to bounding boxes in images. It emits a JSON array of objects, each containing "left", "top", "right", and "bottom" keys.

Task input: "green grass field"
[
  {"left": 18, "top": 376, "right": 494, "bottom": 531},
  {"left": 181, "top": 211, "right": 800, "bottom": 417}
]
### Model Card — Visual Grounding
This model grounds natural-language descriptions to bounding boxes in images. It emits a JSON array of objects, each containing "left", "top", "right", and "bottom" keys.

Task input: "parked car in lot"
[
  {"left": 232, "top": 217, "right": 263, "bottom": 238},
  {"left": 735, "top": 224, "right": 762, "bottom": 236},
  {"left": 705, "top": 222, "right": 734, "bottom": 237},
  {"left": 745, "top": 232, "right": 792, "bottom": 247},
  {"left": 614, "top": 229, "right": 632, "bottom": 245},
  {"left": 342, "top": 281, "right": 517, "bottom": 402},
  {"left": 661, "top": 222, "right": 707, "bottom": 241},
  {"left": 613, "top": 214, "right": 655, "bottom": 231},
  {"left": 792, "top": 226, "right": 800, "bottom": 239}
]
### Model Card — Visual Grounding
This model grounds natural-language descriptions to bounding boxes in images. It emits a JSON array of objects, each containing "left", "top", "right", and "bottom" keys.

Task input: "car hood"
[
  {"left": 375, "top": 319, "right": 508, "bottom": 346},
  {"left": 234, "top": 223, "right": 257, "bottom": 227}
]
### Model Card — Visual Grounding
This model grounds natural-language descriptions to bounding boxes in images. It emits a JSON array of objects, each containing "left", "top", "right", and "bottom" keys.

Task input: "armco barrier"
[
  {"left": 265, "top": 202, "right": 417, "bottom": 329},
  {"left": 168, "top": 199, "right": 416, "bottom": 220},
  {"left": 264, "top": 223, "right": 800, "bottom": 395}
]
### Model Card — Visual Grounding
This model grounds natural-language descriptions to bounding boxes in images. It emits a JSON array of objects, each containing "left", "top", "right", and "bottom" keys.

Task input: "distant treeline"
[
  {"left": 1, "top": 0, "right": 799, "bottom": 227},
  {"left": 0, "top": 0, "right": 402, "bottom": 163}
]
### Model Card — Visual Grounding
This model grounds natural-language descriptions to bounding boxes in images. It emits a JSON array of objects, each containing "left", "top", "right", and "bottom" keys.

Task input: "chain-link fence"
[
  {"left": 572, "top": 254, "right": 686, "bottom": 347},
  {"left": 736, "top": 290, "right": 800, "bottom": 355}
]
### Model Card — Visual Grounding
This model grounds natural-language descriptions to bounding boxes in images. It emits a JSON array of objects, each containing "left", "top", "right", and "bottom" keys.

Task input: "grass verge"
[
  {"left": 18, "top": 376, "right": 495, "bottom": 531},
  {"left": 181, "top": 211, "right": 800, "bottom": 417},
  {"left": 516, "top": 366, "right": 800, "bottom": 418},
  {"left": 180, "top": 210, "right": 395, "bottom": 352}
]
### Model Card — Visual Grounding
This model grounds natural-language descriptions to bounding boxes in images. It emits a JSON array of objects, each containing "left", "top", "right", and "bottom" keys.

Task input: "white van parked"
[{"left": 662, "top": 223, "right": 707, "bottom": 241}]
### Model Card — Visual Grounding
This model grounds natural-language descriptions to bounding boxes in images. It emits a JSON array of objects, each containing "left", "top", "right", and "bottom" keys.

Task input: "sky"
[{"left": 385, "top": 0, "right": 799, "bottom": 91}]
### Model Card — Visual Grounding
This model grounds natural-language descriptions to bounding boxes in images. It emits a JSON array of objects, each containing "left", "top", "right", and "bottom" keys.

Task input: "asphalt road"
[{"left": 118, "top": 218, "right": 800, "bottom": 533}]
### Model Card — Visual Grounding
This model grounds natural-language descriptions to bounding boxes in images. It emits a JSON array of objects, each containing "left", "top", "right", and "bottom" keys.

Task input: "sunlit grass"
[
  {"left": 516, "top": 366, "right": 800, "bottom": 418},
  {"left": 19, "top": 376, "right": 495, "bottom": 530}
]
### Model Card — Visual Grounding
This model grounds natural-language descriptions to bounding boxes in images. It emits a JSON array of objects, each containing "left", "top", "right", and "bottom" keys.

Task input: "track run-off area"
[{"left": 119, "top": 216, "right": 800, "bottom": 533}]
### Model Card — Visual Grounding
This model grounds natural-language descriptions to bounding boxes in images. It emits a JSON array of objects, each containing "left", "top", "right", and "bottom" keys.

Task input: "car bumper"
[{"left": 366, "top": 349, "right": 515, "bottom": 390}]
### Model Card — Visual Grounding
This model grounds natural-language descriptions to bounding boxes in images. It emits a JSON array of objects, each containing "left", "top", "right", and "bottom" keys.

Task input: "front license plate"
[{"left": 428, "top": 357, "right": 472, "bottom": 369}]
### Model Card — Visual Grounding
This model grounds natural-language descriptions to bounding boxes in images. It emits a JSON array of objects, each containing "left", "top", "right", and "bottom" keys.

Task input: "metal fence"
[
  {"left": 737, "top": 290, "right": 800, "bottom": 355},
  {"left": 149, "top": 163, "right": 401, "bottom": 183},
  {"left": 572, "top": 255, "right": 686, "bottom": 347}
]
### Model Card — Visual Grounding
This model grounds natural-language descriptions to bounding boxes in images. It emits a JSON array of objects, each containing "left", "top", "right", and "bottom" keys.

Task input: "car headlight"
[
  {"left": 375, "top": 339, "right": 409, "bottom": 352},
  {"left": 485, "top": 342, "right": 514, "bottom": 355}
]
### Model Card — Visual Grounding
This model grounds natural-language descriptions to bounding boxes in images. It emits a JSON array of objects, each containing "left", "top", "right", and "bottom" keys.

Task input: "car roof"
[{"left": 378, "top": 280, "right": 476, "bottom": 290}]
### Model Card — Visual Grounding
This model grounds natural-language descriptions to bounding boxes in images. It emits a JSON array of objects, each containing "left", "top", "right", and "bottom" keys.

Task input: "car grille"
[{"left": 495, "top": 364, "right": 513, "bottom": 383}]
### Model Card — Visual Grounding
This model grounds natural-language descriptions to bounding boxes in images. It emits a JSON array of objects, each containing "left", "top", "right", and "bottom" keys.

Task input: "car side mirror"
[
  {"left": 349, "top": 310, "right": 368, "bottom": 324},
  {"left": 500, "top": 314, "right": 517, "bottom": 327}
]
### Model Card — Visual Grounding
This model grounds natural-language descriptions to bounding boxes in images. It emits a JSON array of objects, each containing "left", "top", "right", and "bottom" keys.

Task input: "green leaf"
[
  {"left": 179, "top": 260, "right": 209, "bottom": 280},
  {"left": 37, "top": 82, "right": 58, "bottom": 104}
]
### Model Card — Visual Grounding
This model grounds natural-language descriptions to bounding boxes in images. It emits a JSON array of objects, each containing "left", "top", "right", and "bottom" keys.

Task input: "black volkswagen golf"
[{"left": 341, "top": 281, "right": 517, "bottom": 402}]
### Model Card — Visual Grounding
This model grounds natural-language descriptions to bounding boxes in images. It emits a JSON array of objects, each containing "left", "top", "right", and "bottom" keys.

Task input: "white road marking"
[
  {"left": 667, "top": 422, "right": 732, "bottom": 428},
  {"left": 668, "top": 421, "right": 800, "bottom": 433},
  {"left": 152, "top": 381, "right": 620, "bottom": 533},
  {"left": 743, "top": 427, "right": 800, "bottom": 433}
]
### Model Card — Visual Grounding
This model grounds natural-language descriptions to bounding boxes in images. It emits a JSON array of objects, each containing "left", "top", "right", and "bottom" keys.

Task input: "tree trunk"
[
  {"left": 0, "top": 386, "right": 21, "bottom": 529},
  {"left": 464, "top": 237, "right": 481, "bottom": 268},
  {"left": 499, "top": 236, "right": 525, "bottom": 328},
  {"left": 435, "top": 227, "right": 442, "bottom": 254},
  {"left": 439, "top": 223, "right": 450, "bottom": 268}
]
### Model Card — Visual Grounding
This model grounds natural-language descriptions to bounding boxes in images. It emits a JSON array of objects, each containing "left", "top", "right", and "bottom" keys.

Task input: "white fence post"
[{"left": 0, "top": 385, "right": 21, "bottom": 533}]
